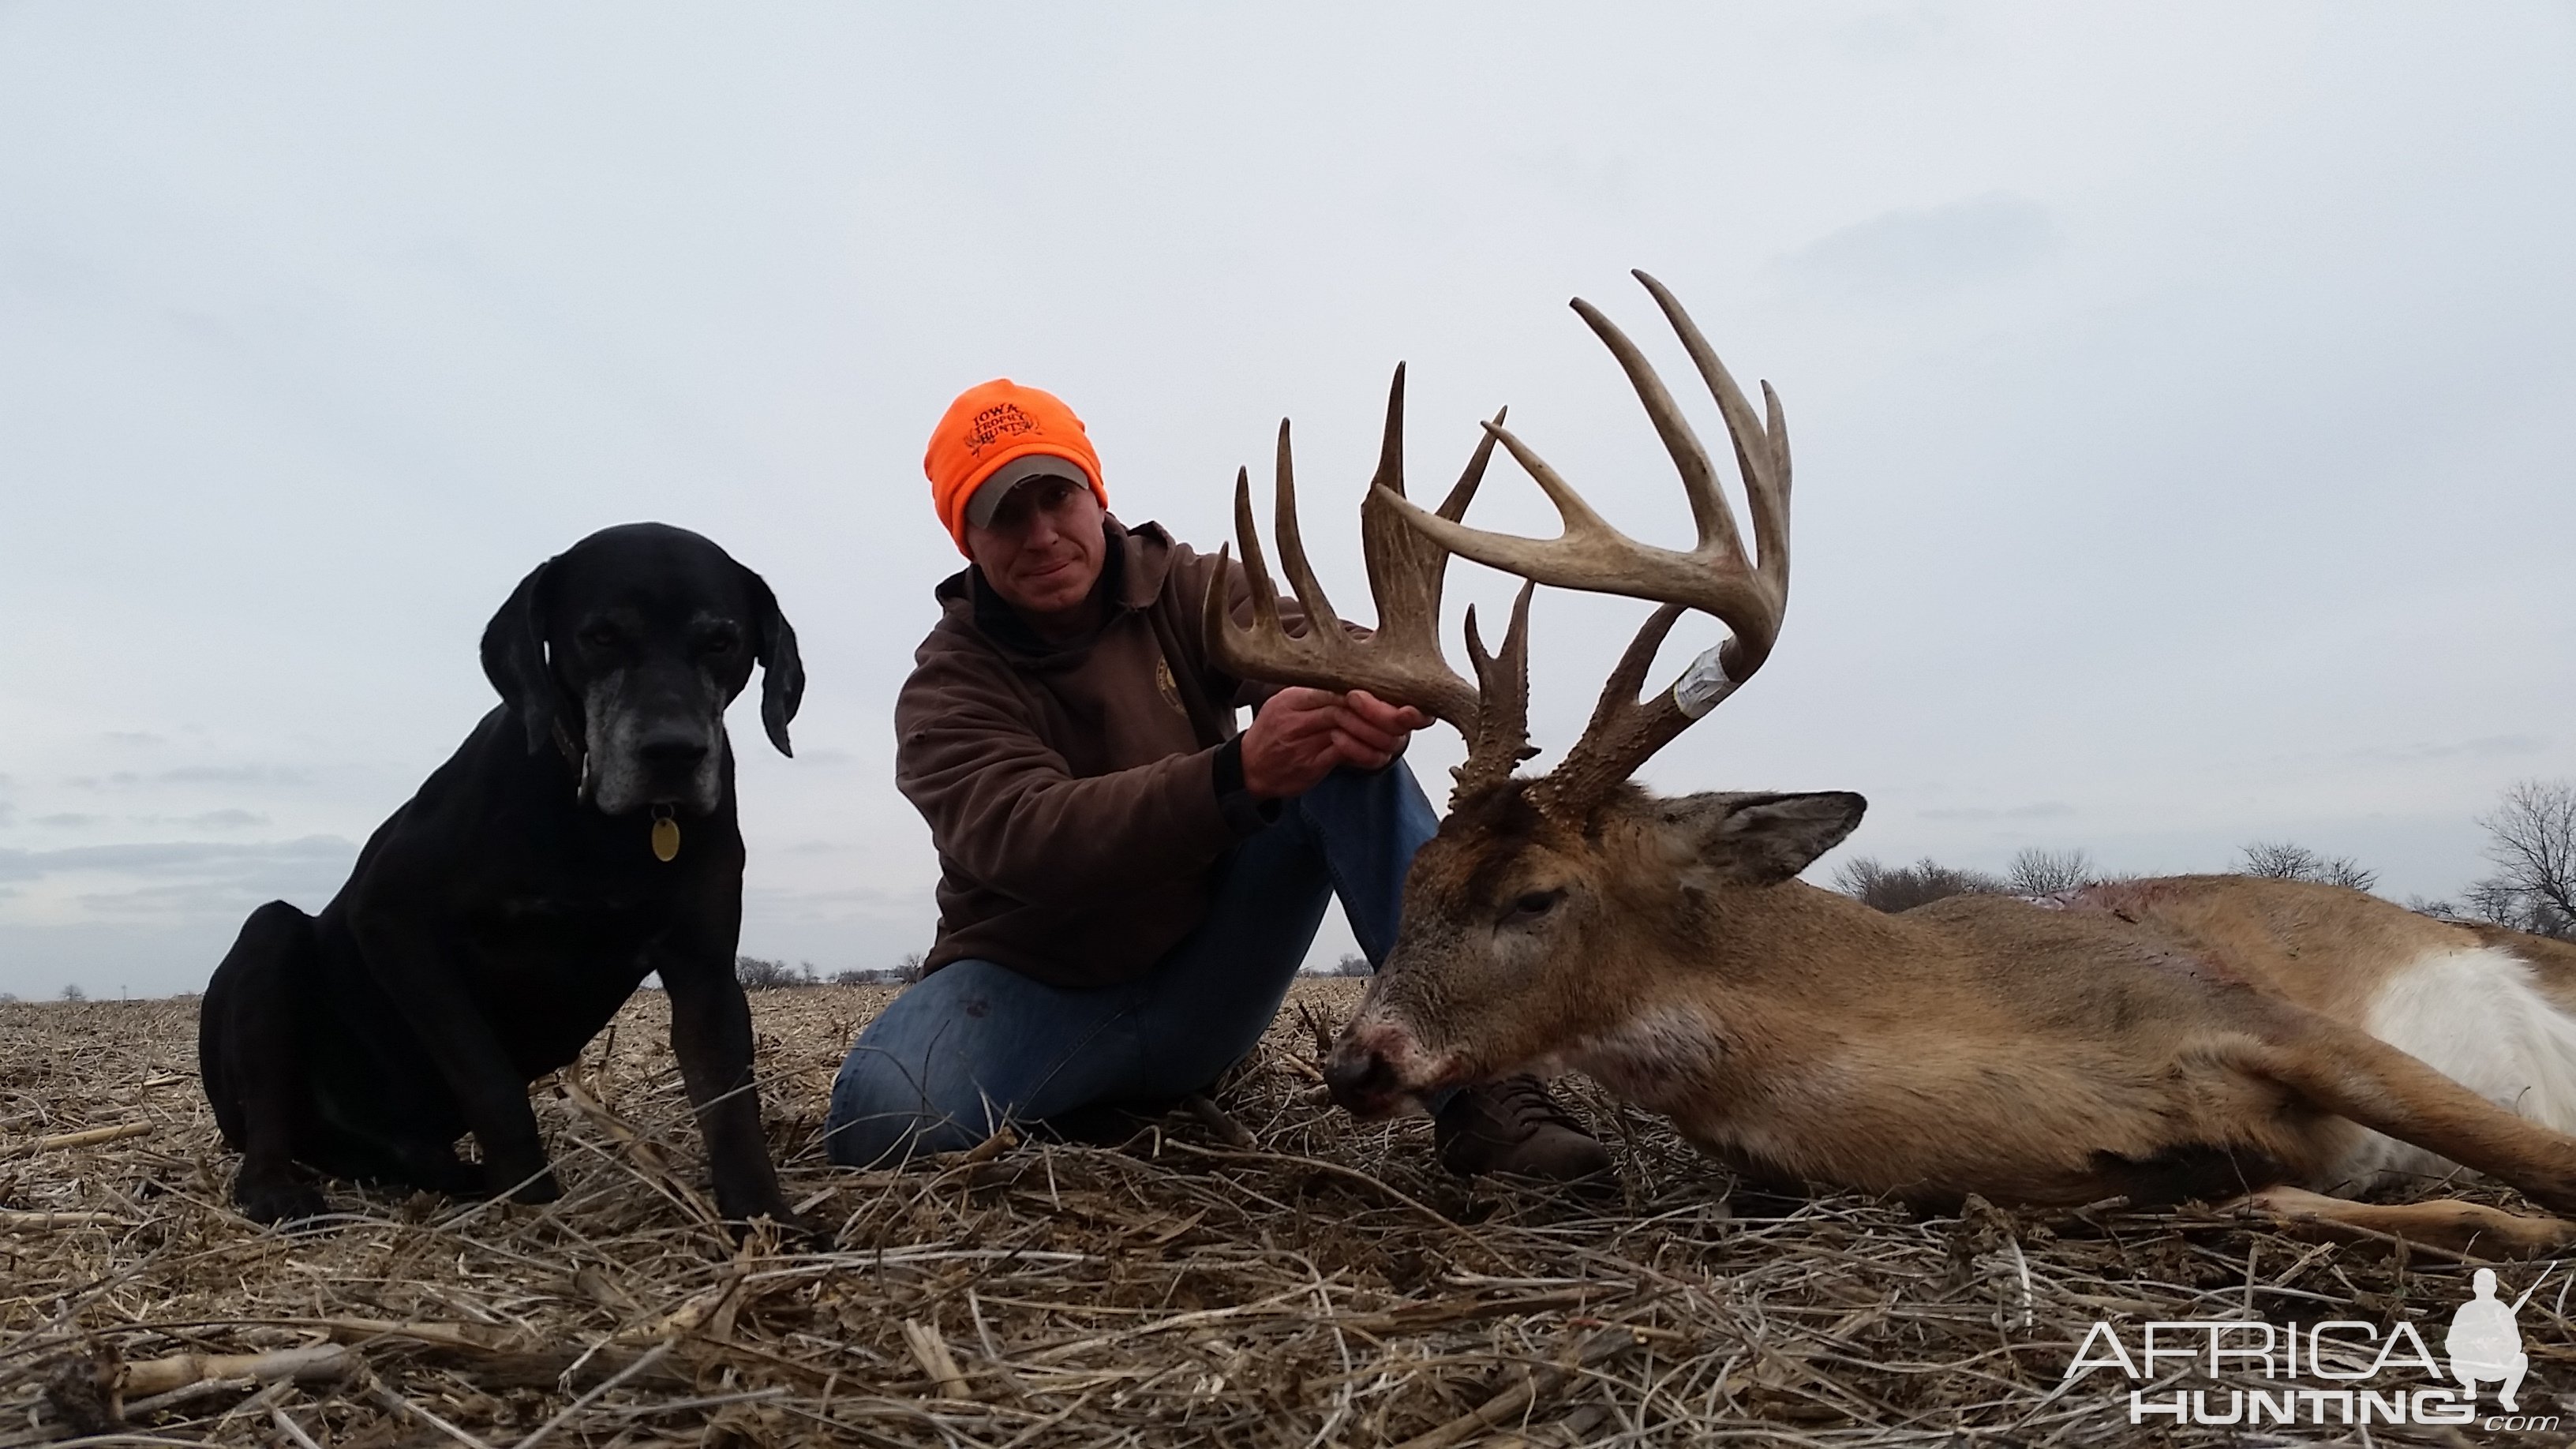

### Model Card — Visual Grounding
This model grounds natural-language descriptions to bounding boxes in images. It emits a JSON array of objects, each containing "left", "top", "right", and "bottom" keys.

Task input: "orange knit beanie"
[{"left": 923, "top": 380, "right": 1108, "bottom": 555}]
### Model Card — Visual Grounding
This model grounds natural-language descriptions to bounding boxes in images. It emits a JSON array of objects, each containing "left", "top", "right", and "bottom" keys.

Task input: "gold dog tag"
[{"left": 651, "top": 812, "right": 680, "bottom": 863}]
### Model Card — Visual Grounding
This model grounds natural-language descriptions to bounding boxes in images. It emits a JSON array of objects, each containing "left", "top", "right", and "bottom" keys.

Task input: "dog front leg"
[
  {"left": 658, "top": 950, "right": 797, "bottom": 1230},
  {"left": 351, "top": 921, "right": 559, "bottom": 1203}
]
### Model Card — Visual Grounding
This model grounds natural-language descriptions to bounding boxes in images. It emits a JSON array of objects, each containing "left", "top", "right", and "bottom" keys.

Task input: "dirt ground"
[{"left": 2, "top": 983, "right": 2569, "bottom": 1447}]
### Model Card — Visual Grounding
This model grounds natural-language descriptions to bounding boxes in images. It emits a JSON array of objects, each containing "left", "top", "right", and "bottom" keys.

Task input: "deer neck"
[{"left": 1564, "top": 878, "right": 1955, "bottom": 1115}]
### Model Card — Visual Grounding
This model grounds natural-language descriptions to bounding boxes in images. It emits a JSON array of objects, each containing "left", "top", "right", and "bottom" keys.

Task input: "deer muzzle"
[
  {"left": 1324, "top": 1018, "right": 1458, "bottom": 1118},
  {"left": 1323, "top": 1039, "right": 1404, "bottom": 1118}
]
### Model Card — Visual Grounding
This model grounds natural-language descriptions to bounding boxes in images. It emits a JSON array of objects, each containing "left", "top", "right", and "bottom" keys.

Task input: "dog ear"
[
  {"left": 743, "top": 566, "right": 803, "bottom": 758},
  {"left": 479, "top": 559, "right": 558, "bottom": 755}
]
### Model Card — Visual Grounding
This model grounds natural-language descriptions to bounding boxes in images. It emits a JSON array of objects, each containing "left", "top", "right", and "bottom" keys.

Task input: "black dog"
[{"left": 200, "top": 522, "right": 803, "bottom": 1226}]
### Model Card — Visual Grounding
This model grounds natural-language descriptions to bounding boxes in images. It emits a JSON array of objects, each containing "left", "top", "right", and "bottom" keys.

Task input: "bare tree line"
[
  {"left": 734, "top": 951, "right": 927, "bottom": 990},
  {"left": 1833, "top": 847, "right": 2101, "bottom": 912},
  {"left": 1833, "top": 777, "right": 2576, "bottom": 942},
  {"left": 2421, "top": 778, "right": 2576, "bottom": 938}
]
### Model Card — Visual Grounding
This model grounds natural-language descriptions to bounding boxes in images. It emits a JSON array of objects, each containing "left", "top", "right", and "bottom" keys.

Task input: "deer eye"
[{"left": 1502, "top": 889, "right": 1565, "bottom": 926}]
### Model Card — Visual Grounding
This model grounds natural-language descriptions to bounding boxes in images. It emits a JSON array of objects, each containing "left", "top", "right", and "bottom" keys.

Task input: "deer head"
[{"left": 1209, "top": 271, "right": 1864, "bottom": 1117}]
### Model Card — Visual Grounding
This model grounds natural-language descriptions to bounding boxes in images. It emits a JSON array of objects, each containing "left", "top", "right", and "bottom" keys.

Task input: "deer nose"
[{"left": 1324, "top": 1043, "right": 1401, "bottom": 1116}]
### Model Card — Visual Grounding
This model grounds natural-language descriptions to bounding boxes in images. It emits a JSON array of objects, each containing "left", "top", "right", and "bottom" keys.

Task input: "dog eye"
[
  {"left": 581, "top": 626, "right": 619, "bottom": 649},
  {"left": 704, "top": 632, "right": 739, "bottom": 655},
  {"left": 1502, "top": 889, "right": 1564, "bottom": 925}
]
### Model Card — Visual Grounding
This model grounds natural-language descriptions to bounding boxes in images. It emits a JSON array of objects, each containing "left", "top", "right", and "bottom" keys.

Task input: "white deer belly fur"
[{"left": 2336, "top": 945, "right": 2576, "bottom": 1192}]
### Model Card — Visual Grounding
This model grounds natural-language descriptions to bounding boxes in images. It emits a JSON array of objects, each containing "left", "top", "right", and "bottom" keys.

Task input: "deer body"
[
  {"left": 1212, "top": 271, "right": 2576, "bottom": 1252},
  {"left": 1507, "top": 869, "right": 2576, "bottom": 1211}
]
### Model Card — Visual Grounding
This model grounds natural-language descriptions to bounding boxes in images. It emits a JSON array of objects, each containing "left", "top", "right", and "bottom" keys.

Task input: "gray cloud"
[
  {"left": 1918, "top": 802, "right": 2079, "bottom": 822},
  {"left": 0, "top": 836, "right": 353, "bottom": 886},
  {"left": 66, "top": 765, "right": 313, "bottom": 790},
  {"left": 2346, "top": 735, "right": 2547, "bottom": 766},
  {"left": 158, "top": 765, "right": 314, "bottom": 787},
  {"left": 1779, "top": 191, "right": 2057, "bottom": 298},
  {"left": 179, "top": 809, "right": 271, "bottom": 829},
  {"left": 34, "top": 812, "right": 104, "bottom": 828}
]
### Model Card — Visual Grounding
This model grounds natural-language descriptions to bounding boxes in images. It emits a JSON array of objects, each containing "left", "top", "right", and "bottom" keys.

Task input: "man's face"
[{"left": 964, "top": 474, "right": 1108, "bottom": 630}]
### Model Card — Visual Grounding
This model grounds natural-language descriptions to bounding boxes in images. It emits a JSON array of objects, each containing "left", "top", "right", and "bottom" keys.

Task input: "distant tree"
[
  {"left": 1834, "top": 856, "right": 2005, "bottom": 913},
  {"left": 0, "top": 991, "right": 19, "bottom": 1004},
  {"left": 2462, "top": 780, "right": 2576, "bottom": 940},
  {"left": 2005, "top": 848, "right": 2096, "bottom": 897},
  {"left": 829, "top": 968, "right": 876, "bottom": 987},
  {"left": 2237, "top": 841, "right": 2376, "bottom": 892},
  {"left": 60, "top": 983, "right": 86, "bottom": 1002},
  {"left": 734, "top": 956, "right": 814, "bottom": 990},
  {"left": 1332, "top": 953, "right": 1372, "bottom": 978}
]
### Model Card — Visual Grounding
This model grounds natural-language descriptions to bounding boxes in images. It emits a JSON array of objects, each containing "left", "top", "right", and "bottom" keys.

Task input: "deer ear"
[
  {"left": 1673, "top": 791, "right": 1867, "bottom": 886},
  {"left": 741, "top": 564, "right": 803, "bottom": 758}
]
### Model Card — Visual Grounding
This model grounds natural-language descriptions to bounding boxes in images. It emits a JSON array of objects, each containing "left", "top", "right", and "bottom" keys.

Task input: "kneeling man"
[{"left": 826, "top": 380, "right": 1605, "bottom": 1179}]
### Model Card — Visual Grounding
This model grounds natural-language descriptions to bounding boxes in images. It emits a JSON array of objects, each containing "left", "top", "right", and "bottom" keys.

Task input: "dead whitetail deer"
[{"left": 1209, "top": 270, "right": 2576, "bottom": 1256}]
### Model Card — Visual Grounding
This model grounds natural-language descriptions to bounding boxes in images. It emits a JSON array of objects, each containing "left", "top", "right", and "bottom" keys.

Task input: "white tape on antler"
[{"left": 1671, "top": 642, "right": 1739, "bottom": 720}]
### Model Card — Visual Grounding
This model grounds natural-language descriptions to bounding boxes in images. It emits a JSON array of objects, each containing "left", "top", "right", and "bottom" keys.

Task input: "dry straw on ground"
[{"left": 3, "top": 983, "right": 2570, "bottom": 1446}]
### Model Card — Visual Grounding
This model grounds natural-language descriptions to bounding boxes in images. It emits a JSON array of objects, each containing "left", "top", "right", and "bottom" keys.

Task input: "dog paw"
[
  {"left": 234, "top": 1174, "right": 327, "bottom": 1226},
  {"left": 724, "top": 1205, "right": 822, "bottom": 1248},
  {"left": 502, "top": 1168, "right": 564, "bottom": 1205}
]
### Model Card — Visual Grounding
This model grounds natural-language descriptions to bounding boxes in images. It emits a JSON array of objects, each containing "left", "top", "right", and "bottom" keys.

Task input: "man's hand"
[{"left": 1241, "top": 688, "right": 1433, "bottom": 801}]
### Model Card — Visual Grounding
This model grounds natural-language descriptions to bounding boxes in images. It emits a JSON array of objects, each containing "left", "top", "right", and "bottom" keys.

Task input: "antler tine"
[
  {"left": 1634, "top": 268, "right": 1790, "bottom": 605},
  {"left": 1581, "top": 601, "right": 1688, "bottom": 742},
  {"left": 1437, "top": 404, "right": 1507, "bottom": 523},
  {"left": 1385, "top": 407, "right": 1782, "bottom": 680},
  {"left": 1533, "top": 603, "right": 1691, "bottom": 811},
  {"left": 1269, "top": 421, "right": 1341, "bottom": 633},
  {"left": 1359, "top": 366, "right": 1438, "bottom": 650},
  {"left": 1368, "top": 273, "right": 1793, "bottom": 817},
  {"left": 1230, "top": 466, "right": 1284, "bottom": 636},
  {"left": 1567, "top": 294, "right": 1746, "bottom": 568},
  {"left": 1454, "top": 582, "right": 1537, "bottom": 796},
  {"left": 1204, "top": 390, "right": 1487, "bottom": 741}
]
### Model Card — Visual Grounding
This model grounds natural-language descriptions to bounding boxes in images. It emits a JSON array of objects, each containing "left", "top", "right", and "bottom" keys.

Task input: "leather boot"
[{"left": 1433, "top": 1075, "right": 1612, "bottom": 1180}]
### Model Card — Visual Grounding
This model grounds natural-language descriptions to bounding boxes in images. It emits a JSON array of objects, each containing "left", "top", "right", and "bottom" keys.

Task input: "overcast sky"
[{"left": 3, "top": 4, "right": 2571, "bottom": 998}]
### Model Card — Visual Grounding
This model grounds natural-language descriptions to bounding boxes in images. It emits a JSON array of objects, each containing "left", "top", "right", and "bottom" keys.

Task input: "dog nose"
[
  {"left": 637, "top": 733, "right": 710, "bottom": 771},
  {"left": 1323, "top": 1045, "right": 1399, "bottom": 1114}
]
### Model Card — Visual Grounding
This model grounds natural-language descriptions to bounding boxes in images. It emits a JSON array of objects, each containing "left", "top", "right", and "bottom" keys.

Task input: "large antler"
[
  {"left": 1373, "top": 270, "right": 1792, "bottom": 815},
  {"left": 1204, "top": 366, "right": 1538, "bottom": 799}
]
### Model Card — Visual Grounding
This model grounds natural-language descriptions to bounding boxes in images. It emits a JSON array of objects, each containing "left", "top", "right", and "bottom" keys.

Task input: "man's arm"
[{"left": 897, "top": 653, "right": 1252, "bottom": 905}]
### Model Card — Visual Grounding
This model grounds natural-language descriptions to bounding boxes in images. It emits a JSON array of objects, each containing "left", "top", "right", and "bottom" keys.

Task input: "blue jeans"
[{"left": 825, "top": 761, "right": 1438, "bottom": 1166}]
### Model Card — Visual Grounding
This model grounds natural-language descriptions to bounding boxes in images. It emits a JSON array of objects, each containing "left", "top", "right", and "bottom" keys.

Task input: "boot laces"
[{"left": 1488, "top": 1075, "right": 1580, "bottom": 1134}]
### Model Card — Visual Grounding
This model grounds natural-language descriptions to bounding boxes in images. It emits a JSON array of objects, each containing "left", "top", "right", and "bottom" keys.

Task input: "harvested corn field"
[{"left": 2, "top": 983, "right": 2569, "bottom": 1447}]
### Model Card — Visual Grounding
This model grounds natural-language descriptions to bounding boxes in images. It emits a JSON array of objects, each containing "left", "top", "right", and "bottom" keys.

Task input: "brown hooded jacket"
[{"left": 894, "top": 517, "right": 1288, "bottom": 988}]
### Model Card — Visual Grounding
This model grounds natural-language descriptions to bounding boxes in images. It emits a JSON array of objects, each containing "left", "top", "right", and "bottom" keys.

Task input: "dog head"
[{"left": 480, "top": 522, "right": 803, "bottom": 816}]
